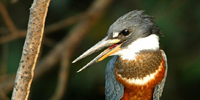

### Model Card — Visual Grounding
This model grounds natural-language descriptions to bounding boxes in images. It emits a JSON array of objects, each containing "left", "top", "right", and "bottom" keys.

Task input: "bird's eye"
[{"left": 120, "top": 29, "right": 130, "bottom": 36}]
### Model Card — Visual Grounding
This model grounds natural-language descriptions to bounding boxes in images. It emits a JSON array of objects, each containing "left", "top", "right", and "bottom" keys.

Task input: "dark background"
[{"left": 0, "top": 0, "right": 200, "bottom": 100}]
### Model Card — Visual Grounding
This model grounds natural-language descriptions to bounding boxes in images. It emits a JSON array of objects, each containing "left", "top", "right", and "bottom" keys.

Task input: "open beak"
[{"left": 72, "top": 36, "right": 123, "bottom": 72}]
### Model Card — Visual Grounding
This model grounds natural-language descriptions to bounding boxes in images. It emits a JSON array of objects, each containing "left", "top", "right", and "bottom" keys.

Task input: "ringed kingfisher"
[{"left": 72, "top": 10, "right": 167, "bottom": 100}]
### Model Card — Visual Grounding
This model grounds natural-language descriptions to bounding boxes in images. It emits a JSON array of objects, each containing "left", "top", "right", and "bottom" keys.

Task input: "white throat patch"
[{"left": 112, "top": 34, "right": 159, "bottom": 60}]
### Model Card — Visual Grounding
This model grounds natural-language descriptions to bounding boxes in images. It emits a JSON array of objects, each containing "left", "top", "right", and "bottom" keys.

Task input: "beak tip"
[
  {"left": 76, "top": 62, "right": 92, "bottom": 73},
  {"left": 72, "top": 60, "right": 76, "bottom": 63},
  {"left": 72, "top": 58, "right": 79, "bottom": 63},
  {"left": 76, "top": 70, "right": 81, "bottom": 73},
  {"left": 72, "top": 56, "right": 84, "bottom": 64},
  {"left": 76, "top": 67, "right": 85, "bottom": 73}
]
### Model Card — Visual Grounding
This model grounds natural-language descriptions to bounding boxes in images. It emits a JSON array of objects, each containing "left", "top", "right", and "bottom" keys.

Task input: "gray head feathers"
[{"left": 107, "top": 10, "right": 163, "bottom": 40}]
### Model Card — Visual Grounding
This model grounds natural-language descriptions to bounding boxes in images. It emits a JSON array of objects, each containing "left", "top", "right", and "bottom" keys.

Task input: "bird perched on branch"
[{"left": 72, "top": 10, "right": 167, "bottom": 100}]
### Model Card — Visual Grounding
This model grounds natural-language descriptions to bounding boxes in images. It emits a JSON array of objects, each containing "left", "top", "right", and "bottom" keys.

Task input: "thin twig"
[
  {"left": 0, "top": 30, "right": 26, "bottom": 44},
  {"left": 42, "top": 36, "right": 56, "bottom": 47},
  {"left": 0, "top": 2, "right": 18, "bottom": 33},
  {"left": 50, "top": 52, "right": 70, "bottom": 100},
  {"left": 50, "top": 0, "right": 113, "bottom": 99},
  {"left": 11, "top": 0, "right": 51, "bottom": 99},
  {"left": 44, "top": 13, "right": 86, "bottom": 34},
  {"left": 0, "top": 0, "right": 113, "bottom": 97},
  {"left": 0, "top": 11, "right": 86, "bottom": 45}
]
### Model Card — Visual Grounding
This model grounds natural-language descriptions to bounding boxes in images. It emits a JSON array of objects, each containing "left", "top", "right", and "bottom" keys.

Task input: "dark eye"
[{"left": 120, "top": 29, "right": 130, "bottom": 36}]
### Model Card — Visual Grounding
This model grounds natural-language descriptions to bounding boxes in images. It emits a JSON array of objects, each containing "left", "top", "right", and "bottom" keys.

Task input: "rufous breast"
[{"left": 115, "top": 50, "right": 166, "bottom": 100}]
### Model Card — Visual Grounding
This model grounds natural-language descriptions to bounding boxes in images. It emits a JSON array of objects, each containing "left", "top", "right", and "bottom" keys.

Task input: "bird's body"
[
  {"left": 106, "top": 50, "right": 167, "bottom": 100},
  {"left": 73, "top": 10, "right": 167, "bottom": 100}
]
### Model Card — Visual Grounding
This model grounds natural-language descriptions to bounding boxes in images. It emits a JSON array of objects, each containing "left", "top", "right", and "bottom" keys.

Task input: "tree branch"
[
  {"left": 44, "top": 13, "right": 86, "bottom": 34},
  {"left": 0, "top": 2, "right": 18, "bottom": 34},
  {"left": 11, "top": 0, "right": 51, "bottom": 100},
  {"left": 50, "top": 51, "right": 70, "bottom": 100},
  {"left": 0, "top": 12, "right": 86, "bottom": 44},
  {"left": 34, "top": 0, "right": 113, "bottom": 80},
  {"left": 49, "top": 0, "right": 113, "bottom": 99},
  {"left": 0, "top": 0, "right": 113, "bottom": 98},
  {"left": 0, "top": 30, "right": 26, "bottom": 44}
]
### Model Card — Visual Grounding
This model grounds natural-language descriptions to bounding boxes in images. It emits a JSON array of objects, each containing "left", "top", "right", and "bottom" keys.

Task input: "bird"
[{"left": 72, "top": 10, "right": 167, "bottom": 100}]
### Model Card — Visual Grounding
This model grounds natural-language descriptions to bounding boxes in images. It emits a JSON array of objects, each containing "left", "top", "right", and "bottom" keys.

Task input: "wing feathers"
[
  {"left": 105, "top": 56, "right": 124, "bottom": 100},
  {"left": 153, "top": 50, "right": 168, "bottom": 100}
]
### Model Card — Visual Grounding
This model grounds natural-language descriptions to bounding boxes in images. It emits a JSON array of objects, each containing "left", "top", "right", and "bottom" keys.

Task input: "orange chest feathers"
[{"left": 114, "top": 51, "right": 166, "bottom": 100}]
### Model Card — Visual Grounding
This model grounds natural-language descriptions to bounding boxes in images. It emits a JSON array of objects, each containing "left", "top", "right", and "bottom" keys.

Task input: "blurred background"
[{"left": 0, "top": 0, "right": 200, "bottom": 100}]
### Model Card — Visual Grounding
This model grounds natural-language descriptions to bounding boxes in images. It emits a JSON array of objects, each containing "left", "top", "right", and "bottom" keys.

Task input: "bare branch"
[
  {"left": 50, "top": 52, "right": 70, "bottom": 100},
  {"left": 0, "top": 0, "right": 113, "bottom": 98},
  {"left": 0, "top": 2, "right": 18, "bottom": 33},
  {"left": 49, "top": 0, "right": 113, "bottom": 99},
  {"left": 0, "top": 12, "right": 86, "bottom": 44},
  {"left": 34, "top": 0, "right": 113, "bottom": 80},
  {"left": 0, "top": 30, "right": 26, "bottom": 44},
  {"left": 42, "top": 36, "right": 56, "bottom": 47},
  {"left": 44, "top": 13, "right": 86, "bottom": 34},
  {"left": 11, "top": 0, "right": 51, "bottom": 100}
]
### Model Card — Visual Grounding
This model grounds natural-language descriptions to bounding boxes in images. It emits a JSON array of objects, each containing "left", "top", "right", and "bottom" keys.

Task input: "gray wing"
[
  {"left": 105, "top": 56, "right": 124, "bottom": 100},
  {"left": 153, "top": 50, "right": 168, "bottom": 100}
]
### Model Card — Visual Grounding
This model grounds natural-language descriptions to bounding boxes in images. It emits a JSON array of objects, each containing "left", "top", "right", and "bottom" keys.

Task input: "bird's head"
[{"left": 72, "top": 10, "right": 163, "bottom": 72}]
